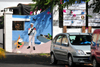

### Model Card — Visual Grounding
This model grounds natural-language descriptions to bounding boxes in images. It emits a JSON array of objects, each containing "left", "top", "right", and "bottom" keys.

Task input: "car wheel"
[
  {"left": 51, "top": 54, "right": 57, "bottom": 64},
  {"left": 93, "top": 58, "right": 99, "bottom": 67},
  {"left": 68, "top": 55, "right": 75, "bottom": 67}
]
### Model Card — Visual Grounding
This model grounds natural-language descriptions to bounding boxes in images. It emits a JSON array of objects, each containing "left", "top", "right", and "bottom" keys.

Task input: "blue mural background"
[{"left": 12, "top": 8, "right": 52, "bottom": 44}]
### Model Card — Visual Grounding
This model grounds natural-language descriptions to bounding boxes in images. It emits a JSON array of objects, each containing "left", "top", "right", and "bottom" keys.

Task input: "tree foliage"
[
  {"left": 88, "top": 0, "right": 100, "bottom": 13},
  {"left": 0, "top": 47, "right": 6, "bottom": 59},
  {"left": 31, "top": 0, "right": 100, "bottom": 14},
  {"left": 31, "top": 0, "right": 88, "bottom": 13}
]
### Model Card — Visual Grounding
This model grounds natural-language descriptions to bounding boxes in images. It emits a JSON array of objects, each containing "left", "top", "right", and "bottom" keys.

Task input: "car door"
[
  {"left": 91, "top": 34, "right": 97, "bottom": 52},
  {"left": 96, "top": 34, "right": 100, "bottom": 62},
  {"left": 53, "top": 35, "right": 63, "bottom": 60},
  {"left": 60, "top": 35, "right": 69, "bottom": 60}
]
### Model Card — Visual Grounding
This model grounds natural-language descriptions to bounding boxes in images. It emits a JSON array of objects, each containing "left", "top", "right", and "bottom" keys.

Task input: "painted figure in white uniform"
[{"left": 27, "top": 23, "right": 36, "bottom": 50}]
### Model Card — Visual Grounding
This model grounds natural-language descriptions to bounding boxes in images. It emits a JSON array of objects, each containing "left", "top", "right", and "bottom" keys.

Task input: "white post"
[{"left": 4, "top": 9, "right": 13, "bottom": 52}]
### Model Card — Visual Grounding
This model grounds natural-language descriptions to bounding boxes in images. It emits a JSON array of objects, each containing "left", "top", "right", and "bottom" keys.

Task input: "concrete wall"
[
  {"left": 53, "top": 27, "right": 97, "bottom": 38},
  {"left": 53, "top": 26, "right": 62, "bottom": 38},
  {"left": 4, "top": 9, "right": 13, "bottom": 52}
]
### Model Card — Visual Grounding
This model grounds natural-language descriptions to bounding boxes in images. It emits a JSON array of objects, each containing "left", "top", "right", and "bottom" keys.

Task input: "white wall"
[
  {"left": 53, "top": 27, "right": 97, "bottom": 37},
  {"left": 53, "top": 26, "right": 63, "bottom": 38},
  {"left": 53, "top": 5, "right": 59, "bottom": 20},
  {"left": 53, "top": 5, "right": 61, "bottom": 38},
  {"left": 0, "top": 29, "right": 3, "bottom": 43}
]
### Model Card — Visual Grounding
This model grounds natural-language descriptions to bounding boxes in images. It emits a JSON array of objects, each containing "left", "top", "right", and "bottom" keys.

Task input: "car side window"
[
  {"left": 93, "top": 34, "right": 97, "bottom": 42},
  {"left": 62, "top": 36, "right": 68, "bottom": 46},
  {"left": 56, "top": 35, "right": 63, "bottom": 45},
  {"left": 92, "top": 34, "right": 97, "bottom": 46},
  {"left": 97, "top": 34, "right": 100, "bottom": 47}
]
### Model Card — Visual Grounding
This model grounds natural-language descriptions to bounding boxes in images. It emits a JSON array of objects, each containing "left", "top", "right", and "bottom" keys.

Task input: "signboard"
[
  {"left": 89, "top": 23, "right": 100, "bottom": 26},
  {"left": 63, "top": 2, "right": 86, "bottom": 26},
  {"left": 63, "top": 20, "right": 85, "bottom": 26},
  {"left": 88, "top": 0, "right": 100, "bottom": 26},
  {"left": 63, "top": 14, "right": 86, "bottom": 20},
  {"left": 64, "top": 3, "right": 86, "bottom": 10}
]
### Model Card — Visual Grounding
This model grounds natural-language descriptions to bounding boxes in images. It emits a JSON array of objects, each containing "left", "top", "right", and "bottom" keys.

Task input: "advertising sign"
[
  {"left": 88, "top": 0, "right": 100, "bottom": 26},
  {"left": 63, "top": 2, "right": 86, "bottom": 26}
]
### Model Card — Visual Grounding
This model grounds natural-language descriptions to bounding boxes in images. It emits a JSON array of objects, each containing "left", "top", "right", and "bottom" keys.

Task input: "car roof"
[
  {"left": 55, "top": 33, "right": 89, "bottom": 37},
  {"left": 67, "top": 32, "right": 89, "bottom": 35},
  {"left": 93, "top": 29, "right": 100, "bottom": 34}
]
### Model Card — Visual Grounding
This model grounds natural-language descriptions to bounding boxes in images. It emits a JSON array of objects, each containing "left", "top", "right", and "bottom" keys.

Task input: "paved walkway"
[{"left": 12, "top": 41, "right": 51, "bottom": 54}]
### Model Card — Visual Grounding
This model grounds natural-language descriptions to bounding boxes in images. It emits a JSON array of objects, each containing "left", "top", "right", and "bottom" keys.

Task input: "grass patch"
[{"left": 39, "top": 53, "right": 50, "bottom": 57}]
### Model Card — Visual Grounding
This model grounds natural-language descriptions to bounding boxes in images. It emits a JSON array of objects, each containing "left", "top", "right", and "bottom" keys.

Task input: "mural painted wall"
[{"left": 12, "top": 8, "right": 52, "bottom": 53}]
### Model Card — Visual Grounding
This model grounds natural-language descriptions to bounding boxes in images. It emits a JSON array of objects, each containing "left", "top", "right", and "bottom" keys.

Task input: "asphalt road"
[{"left": 0, "top": 53, "right": 93, "bottom": 67}]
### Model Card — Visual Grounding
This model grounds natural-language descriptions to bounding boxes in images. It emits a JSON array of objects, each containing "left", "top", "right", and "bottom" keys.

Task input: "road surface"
[{"left": 0, "top": 53, "right": 93, "bottom": 67}]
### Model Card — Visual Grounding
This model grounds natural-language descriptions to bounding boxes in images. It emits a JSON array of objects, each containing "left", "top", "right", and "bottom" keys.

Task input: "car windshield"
[{"left": 69, "top": 35, "right": 92, "bottom": 45}]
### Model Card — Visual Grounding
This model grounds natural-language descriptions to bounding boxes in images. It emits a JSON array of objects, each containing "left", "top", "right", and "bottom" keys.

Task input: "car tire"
[
  {"left": 51, "top": 54, "right": 57, "bottom": 64},
  {"left": 68, "top": 55, "right": 75, "bottom": 67},
  {"left": 93, "top": 58, "right": 99, "bottom": 67}
]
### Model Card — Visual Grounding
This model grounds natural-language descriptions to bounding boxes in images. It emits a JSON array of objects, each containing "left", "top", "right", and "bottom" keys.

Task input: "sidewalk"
[{"left": 12, "top": 41, "right": 51, "bottom": 54}]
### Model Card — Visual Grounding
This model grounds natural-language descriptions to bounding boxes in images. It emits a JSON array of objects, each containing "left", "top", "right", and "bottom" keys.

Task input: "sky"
[
  {"left": 0, "top": 0, "right": 32, "bottom": 2},
  {"left": 0, "top": 0, "right": 33, "bottom": 12}
]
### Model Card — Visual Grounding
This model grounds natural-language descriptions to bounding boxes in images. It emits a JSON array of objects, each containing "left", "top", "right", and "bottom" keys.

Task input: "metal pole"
[{"left": 3, "top": 9, "right": 5, "bottom": 49}]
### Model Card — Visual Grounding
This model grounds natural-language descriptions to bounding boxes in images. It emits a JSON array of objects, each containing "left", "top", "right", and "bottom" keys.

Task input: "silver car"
[{"left": 50, "top": 33, "right": 92, "bottom": 67}]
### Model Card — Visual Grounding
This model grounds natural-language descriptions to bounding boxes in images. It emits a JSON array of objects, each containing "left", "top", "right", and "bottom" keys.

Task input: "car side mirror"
[{"left": 91, "top": 46, "right": 96, "bottom": 49}]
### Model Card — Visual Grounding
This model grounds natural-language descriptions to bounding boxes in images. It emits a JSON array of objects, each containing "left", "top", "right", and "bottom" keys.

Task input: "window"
[
  {"left": 96, "top": 34, "right": 100, "bottom": 47},
  {"left": 92, "top": 34, "right": 98, "bottom": 46},
  {"left": 93, "top": 34, "right": 97, "bottom": 42},
  {"left": 56, "top": 35, "right": 63, "bottom": 45},
  {"left": 53, "top": 36, "right": 56, "bottom": 43},
  {"left": 13, "top": 21, "right": 24, "bottom": 30},
  {"left": 62, "top": 36, "right": 68, "bottom": 46},
  {"left": 69, "top": 35, "right": 91, "bottom": 45}
]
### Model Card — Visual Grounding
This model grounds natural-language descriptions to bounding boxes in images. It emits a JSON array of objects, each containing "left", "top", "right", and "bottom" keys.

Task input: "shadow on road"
[
  {"left": 0, "top": 54, "right": 92, "bottom": 67},
  {"left": 0, "top": 54, "right": 66, "bottom": 67}
]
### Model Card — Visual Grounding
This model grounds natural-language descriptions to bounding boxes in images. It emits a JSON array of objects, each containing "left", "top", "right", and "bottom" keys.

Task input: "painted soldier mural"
[
  {"left": 27, "top": 23, "right": 36, "bottom": 50},
  {"left": 12, "top": 8, "right": 52, "bottom": 53}
]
